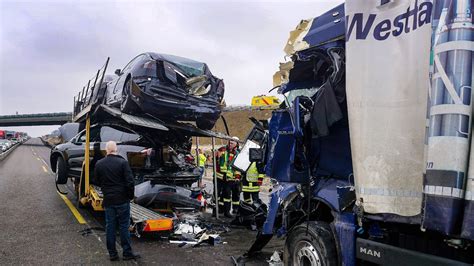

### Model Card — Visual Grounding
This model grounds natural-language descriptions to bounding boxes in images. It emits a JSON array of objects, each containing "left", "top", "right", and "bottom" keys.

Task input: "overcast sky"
[{"left": 0, "top": 0, "right": 342, "bottom": 137}]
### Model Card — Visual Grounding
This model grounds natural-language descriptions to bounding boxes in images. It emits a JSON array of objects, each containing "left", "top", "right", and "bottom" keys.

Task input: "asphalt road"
[{"left": 0, "top": 138, "right": 284, "bottom": 265}]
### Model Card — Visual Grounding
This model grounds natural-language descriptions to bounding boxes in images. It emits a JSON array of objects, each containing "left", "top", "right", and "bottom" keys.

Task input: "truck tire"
[
  {"left": 285, "top": 221, "right": 337, "bottom": 266},
  {"left": 55, "top": 157, "right": 68, "bottom": 185}
]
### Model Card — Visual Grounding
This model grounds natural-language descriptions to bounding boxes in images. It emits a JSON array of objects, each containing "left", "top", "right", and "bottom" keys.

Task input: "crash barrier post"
[{"left": 212, "top": 137, "right": 219, "bottom": 218}]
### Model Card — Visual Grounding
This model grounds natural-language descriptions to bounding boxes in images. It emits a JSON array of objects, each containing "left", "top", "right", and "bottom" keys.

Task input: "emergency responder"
[
  {"left": 217, "top": 137, "right": 241, "bottom": 218},
  {"left": 213, "top": 146, "right": 227, "bottom": 216},
  {"left": 197, "top": 148, "right": 206, "bottom": 187},
  {"left": 242, "top": 162, "right": 264, "bottom": 203}
]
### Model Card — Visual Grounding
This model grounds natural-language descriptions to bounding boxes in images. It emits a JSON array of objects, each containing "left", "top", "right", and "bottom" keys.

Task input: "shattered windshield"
[
  {"left": 285, "top": 86, "right": 320, "bottom": 107},
  {"left": 159, "top": 54, "right": 205, "bottom": 77}
]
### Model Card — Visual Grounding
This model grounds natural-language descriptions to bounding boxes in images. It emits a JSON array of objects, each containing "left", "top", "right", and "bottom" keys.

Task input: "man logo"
[{"left": 360, "top": 247, "right": 382, "bottom": 258}]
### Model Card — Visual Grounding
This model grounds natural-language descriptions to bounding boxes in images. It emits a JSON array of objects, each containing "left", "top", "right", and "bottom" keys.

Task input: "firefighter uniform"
[
  {"left": 218, "top": 145, "right": 240, "bottom": 216},
  {"left": 242, "top": 162, "right": 264, "bottom": 203},
  {"left": 214, "top": 147, "right": 227, "bottom": 214}
]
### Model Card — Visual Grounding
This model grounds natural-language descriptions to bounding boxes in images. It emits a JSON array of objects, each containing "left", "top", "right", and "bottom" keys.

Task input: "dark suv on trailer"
[{"left": 50, "top": 123, "right": 200, "bottom": 186}]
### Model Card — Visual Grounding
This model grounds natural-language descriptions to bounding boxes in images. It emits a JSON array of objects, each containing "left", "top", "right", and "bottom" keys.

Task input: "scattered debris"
[
  {"left": 174, "top": 222, "right": 204, "bottom": 236},
  {"left": 267, "top": 251, "right": 284, "bottom": 266},
  {"left": 231, "top": 199, "right": 267, "bottom": 231}
]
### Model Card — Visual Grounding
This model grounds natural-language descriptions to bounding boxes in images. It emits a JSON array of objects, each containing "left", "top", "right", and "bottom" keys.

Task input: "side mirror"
[
  {"left": 115, "top": 69, "right": 122, "bottom": 76},
  {"left": 249, "top": 148, "right": 263, "bottom": 162}
]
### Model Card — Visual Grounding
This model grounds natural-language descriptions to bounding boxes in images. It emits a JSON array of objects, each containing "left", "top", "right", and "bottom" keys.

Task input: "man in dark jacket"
[{"left": 94, "top": 141, "right": 140, "bottom": 261}]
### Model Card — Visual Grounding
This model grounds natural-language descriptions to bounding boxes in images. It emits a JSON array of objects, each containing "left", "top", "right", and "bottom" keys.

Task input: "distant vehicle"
[
  {"left": 1, "top": 144, "right": 6, "bottom": 152},
  {"left": 0, "top": 139, "right": 12, "bottom": 149},
  {"left": 50, "top": 123, "right": 200, "bottom": 186},
  {"left": 5, "top": 131, "right": 15, "bottom": 140},
  {"left": 251, "top": 95, "right": 280, "bottom": 108},
  {"left": 0, "top": 130, "right": 5, "bottom": 139},
  {"left": 99, "top": 53, "right": 225, "bottom": 130}
]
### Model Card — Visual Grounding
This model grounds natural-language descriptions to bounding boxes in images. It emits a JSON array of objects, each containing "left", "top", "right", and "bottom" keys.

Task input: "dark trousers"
[
  {"left": 214, "top": 178, "right": 225, "bottom": 213},
  {"left": 104, "top": 202, "right": 133, "bottom": 257},
  {"left": 243, "top": 191, "right": 260, "bottom": 203},
  {"left": 231, "top": 181, "right": 241, "bottom": 210},
  {"left": 222, "top": 181, "right": 240, "bottom": 212}
]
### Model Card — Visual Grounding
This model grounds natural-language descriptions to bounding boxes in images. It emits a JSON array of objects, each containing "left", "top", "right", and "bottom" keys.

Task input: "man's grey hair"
[{"left": 105, "top": 141, "right": 118, "bottom": 155}]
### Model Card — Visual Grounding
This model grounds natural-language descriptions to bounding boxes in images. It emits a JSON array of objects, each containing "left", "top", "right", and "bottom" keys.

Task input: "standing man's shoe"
[
  {"left": 123, "top": 253, "right": 141, "bottom": 261},
  {"left": 109, "top": 255, "right": 119, "bottom": 261},
  {"left": 224, "top": 212, "right": 233, "bottom": 218}
]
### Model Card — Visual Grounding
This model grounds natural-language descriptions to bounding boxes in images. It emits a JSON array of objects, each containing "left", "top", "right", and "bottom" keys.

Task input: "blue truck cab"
[{"left": 244, "top": 2, "right": 474, "bottom": 265}]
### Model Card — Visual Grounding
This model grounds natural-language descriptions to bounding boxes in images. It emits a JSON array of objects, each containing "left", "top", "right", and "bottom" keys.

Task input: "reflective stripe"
[
  {"left": 218, "top": 202, "right": 224, "bottom": 206},
  {"left": 244, "top": 198, "right": 252, "bottom": 203},
  {"left": 232, "top": 201, "right": 240, "bottom": 205},
  {"left": 223, "top": 198, "right": 231, "bottom": 202},
  {"left": 242, "top": 185, "right": 259, "bottom": 192}
]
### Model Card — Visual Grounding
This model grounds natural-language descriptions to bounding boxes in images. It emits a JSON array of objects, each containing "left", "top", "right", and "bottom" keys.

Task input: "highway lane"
[
  {"left": 0, "top": 139, "right": 107, "bottom": 264},
  {"left": 1, "top": 138, "right": 283, "bottom": 265}
]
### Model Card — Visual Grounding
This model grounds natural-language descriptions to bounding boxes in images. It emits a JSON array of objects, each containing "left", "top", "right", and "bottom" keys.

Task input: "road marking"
[
  {"left": 57, "top": 192, "right": 87, "bottom": 224},
  {"left": 42, "top": 165, "right": 48, "bottom": 173},
  {"left": 39, "top": 157, "right": 49, "bottom": 167}
]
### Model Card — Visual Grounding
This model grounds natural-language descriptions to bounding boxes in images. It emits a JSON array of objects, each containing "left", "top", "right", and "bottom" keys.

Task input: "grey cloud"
[{"left": 0, "top": 0, "right": 343, "bottom": 136}]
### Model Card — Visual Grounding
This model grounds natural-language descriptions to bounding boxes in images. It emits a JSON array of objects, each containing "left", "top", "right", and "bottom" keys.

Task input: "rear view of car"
[{"left": 104, "top": 52, "right": 225, "bottom": 130}]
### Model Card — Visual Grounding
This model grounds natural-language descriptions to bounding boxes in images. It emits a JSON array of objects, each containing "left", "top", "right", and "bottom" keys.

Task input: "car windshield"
[
  {"left": 75, "top": 126, "right": 140, "bottom": 143},
  {"left": 100, "top": 126, "right": 140, "bottom": 142},
  {"left": 155, "top": 53, "right": 206, "bottom": 77}
]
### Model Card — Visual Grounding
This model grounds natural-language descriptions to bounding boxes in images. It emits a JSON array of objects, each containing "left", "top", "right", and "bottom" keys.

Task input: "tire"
[
  {"left": 55, "top": 156, "right": 68, "bottom": 185},
  {"left": 196, "top": 118, "right": 215, "bottom": 130},
  {"left": 120, "top": 79, "right": 138, "bottom": 113},
  {"left": 285, "top": 221, "right": 337, "bottom": 266}
]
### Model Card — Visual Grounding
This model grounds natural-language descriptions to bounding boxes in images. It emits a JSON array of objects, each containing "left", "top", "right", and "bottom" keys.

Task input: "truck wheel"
[
  {"left": 121, "top": 79, "right": 138, "bottom": 113},
  {"left": 285, "top": 221, "right": 337, "bottom": 266},
  {"left": 55, "top": 157, "right": 68, "bottom": 185}
]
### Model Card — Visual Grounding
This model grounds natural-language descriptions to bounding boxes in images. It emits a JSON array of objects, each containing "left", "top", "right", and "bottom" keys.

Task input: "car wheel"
[
  {"left": 55, "top": 156, "right": 68, "bottom": 185},
  {"left": 196, "top": 119, "right": 215, "bottom": 130},
  {"left": 285, "top": 221, "right": 337, "bottom": 266},
  {"left": 121, "top": 79, "right": 138, "bottom": 113}
]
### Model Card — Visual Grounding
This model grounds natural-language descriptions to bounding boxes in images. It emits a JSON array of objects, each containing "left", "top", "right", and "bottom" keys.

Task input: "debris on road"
[{"left": 267, "top": 251, "right": 284, "bottom": 266}]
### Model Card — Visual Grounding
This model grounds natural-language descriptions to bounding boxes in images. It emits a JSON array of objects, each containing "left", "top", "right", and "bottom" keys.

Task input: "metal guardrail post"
[
  {"left": 195, "top": 136, "right": 201, "bottom": 187},
  {"left": 84, "top": 115, "right": 91, "bottom": 196},
  {"left": 212, "top": 137, "right": 219, "bottom": 218}
]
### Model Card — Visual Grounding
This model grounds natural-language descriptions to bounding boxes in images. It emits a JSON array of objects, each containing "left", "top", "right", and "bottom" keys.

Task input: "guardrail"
[{"left": 0, "top": 143, "right": 20, "bottom": 162}]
